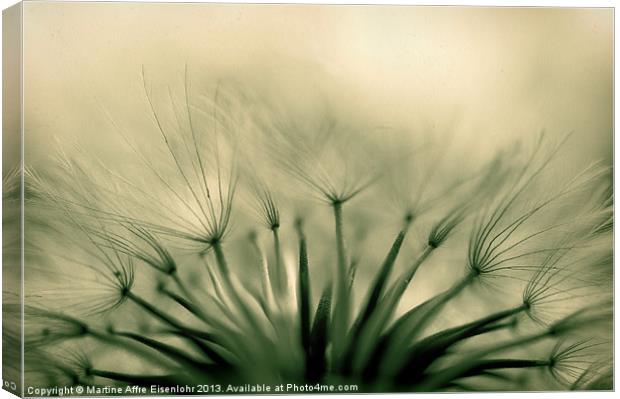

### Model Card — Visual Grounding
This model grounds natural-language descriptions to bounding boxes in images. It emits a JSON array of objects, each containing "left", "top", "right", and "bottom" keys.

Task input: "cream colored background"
[{"left": 22, "top": 3, "right": 612, "bottom": 168}]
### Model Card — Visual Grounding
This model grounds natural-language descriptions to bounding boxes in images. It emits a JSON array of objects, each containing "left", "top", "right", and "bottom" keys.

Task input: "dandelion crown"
[{"left": 5, "top": 69, "right": 613, "bottom": 394}]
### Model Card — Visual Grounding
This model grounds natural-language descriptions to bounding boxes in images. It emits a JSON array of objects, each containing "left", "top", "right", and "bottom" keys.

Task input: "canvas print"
[{"left": 2, "top": 2, "right": 614, "bottom": 396}]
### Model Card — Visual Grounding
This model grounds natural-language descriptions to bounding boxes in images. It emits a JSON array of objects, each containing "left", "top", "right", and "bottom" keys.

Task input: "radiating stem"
[
  {"left": 401, "top": 245, "right": 434, "bottom": 288},
  {"left": 353, "top": 245, "right": 435, "bottom": 373},
  {"left": 127, "top": 292, "right": 186, "bottom": 330},
  {"left": 381, "top": 271, "right": 477, "bottom": 377},
  {"left": 212, "top": 241, "right": 230, "bottom": 277},
  {"left": 394, "top": 304, "right": 528, "bottom": 383},
  {"left": 114, "top": 331, "right": 208, "bottom": 371},
  {"left": 333, "top": 201, "right": 348, "bottom": 288},
  {"left": 160, "top": 287, "right": 211, "bottom": 325},
  {"left": 429, "top": 359, "right": 549, "bottom": 390},
  {"left": 249, "top": 234, "right": 276, "bottom": 312},
  {"left": 343, "top": 225, "right": 411, "bottom": 375},
  {"left": 348, "top": 258, "right": 359, "bottom": 292},
  {"left": 296, "top": 222, "right": 311, "bottom": 352},
  {"left": 89, "top": 329, "right": 176, "bottom": 368},
  {"left": 272, "top": 227, "right": 287, "bottom": 297},
  {"left": 170, "top": 272, "right": 197, "bottom": 305},
  {"left": 331, "top": 200, "right": 350, "bottom": 367},
  {"left": 201, "top": 256, "right": 234, "bottom": 317},
  {"left": 212, "top": 241, "right": 267, "bottom": 337},
  {"left": 307, "top": 282, "right": 332, "bottom": 383},
  {"left": 416, "top": 330, "right": 552, "bottom": 391}
]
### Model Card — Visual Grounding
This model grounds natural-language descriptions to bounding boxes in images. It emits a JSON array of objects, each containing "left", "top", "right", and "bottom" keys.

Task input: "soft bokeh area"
[{"left": 23, "top": 4, "right": 612, "bottom": 166}]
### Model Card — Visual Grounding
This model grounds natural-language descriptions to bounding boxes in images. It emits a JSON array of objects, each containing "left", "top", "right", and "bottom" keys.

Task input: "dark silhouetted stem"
[{"left": 332, "top": 201, "right": 350, "bottom": 367}]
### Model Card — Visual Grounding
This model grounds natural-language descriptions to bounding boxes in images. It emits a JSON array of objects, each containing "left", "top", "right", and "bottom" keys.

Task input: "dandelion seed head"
[
  {"left": 427, "top": 209, "right": 466, "bottom": 249},
  {"left": 466, "top": 136, "right": 607, "bottom": 287},
  {"left": 21, "top": 70, "right": 612, "bottom": 392},
  {"left": 548, "top": 340, "right": 610, "bottom": 387},
  {"left": 247, "top": 181, "right": 281, "bottom": 231},
  {"left": 22, "top": 306, "right": 90, "bottom": 348}
]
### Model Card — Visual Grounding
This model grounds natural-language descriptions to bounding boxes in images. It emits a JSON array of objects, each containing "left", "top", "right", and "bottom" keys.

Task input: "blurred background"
[{"left": 22, "top": 3, "right": 612, "bottom": 168}]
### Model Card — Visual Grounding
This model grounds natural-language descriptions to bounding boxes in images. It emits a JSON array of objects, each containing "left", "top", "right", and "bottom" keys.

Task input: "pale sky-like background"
[{"left": 20, "top": 3, "right": 612, "bottom": 169}]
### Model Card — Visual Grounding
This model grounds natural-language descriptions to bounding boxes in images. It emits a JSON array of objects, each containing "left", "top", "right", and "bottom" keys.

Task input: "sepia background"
[{"left": 22, "top": 4, "right": 612, "bottom": 165}]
